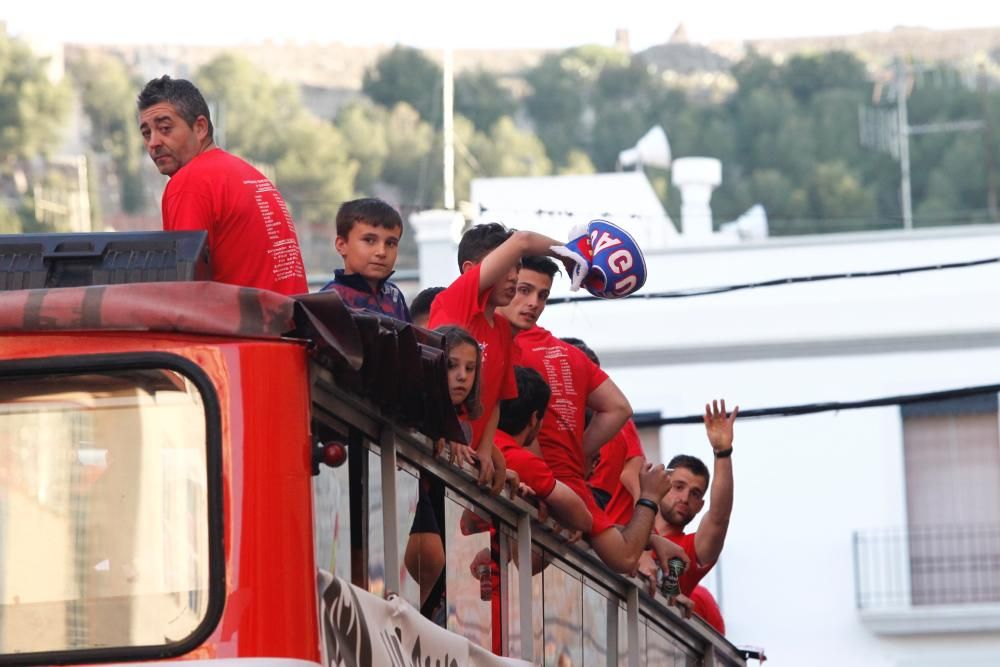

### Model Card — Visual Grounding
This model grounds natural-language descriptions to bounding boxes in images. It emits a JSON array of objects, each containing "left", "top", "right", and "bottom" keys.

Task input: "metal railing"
[
  {"left": 310, "top": 362, "right": 748, "bottom": 666},
  {"left": 854, "top": 524, "right": 1000, "bottom": 610}
]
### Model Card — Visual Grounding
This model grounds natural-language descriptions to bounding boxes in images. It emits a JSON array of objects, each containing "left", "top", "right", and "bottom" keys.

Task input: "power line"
[
  {"left": 546, "top": 255, "right": 1000, "bottom": 305},
  {"left": 641, "top": 382, "right": 1000, "bottom": 427}
]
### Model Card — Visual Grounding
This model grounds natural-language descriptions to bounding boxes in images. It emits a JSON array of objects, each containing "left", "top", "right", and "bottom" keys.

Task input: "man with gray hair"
[{"left": 137, "top": 75, "right": 307, "bottom": 295}]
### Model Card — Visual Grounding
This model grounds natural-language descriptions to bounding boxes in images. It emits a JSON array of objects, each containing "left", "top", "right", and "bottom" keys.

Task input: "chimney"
[
  {"left": 410, "top": 209, "right": 462, "bottom": 290},
  {"left": 615, "top": 29, "right": 631, "bottom": 52},
  {"left": 671, "top": 157, "right": 722, "bottom": 238}
]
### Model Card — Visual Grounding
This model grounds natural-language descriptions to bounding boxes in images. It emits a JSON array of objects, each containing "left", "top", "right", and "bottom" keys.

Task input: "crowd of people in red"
[{"left": 138, "top": 75, "right": 737, "bottom": 638}]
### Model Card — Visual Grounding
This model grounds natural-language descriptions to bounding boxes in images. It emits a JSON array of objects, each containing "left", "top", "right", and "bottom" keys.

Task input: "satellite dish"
[{"left": 618, "top": 125, "right": 672, "bottom": 170}]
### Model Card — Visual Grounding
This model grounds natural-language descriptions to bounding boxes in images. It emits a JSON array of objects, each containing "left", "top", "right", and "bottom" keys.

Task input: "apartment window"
[{"left": 902, "top": 394, "right": 1000, "bottom": 606}]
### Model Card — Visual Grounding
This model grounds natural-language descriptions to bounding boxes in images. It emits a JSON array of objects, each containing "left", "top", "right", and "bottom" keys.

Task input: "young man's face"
[
  {"left": 486, "top": 261, "right": 519, "bottom": 309},
  {"left": 498, "top": 268, "right": 553, "bottom": 332},
  {"left": 138, "top": 102, "right": 207, "bottom": 176},
  {"left": 335, "top": 222, "right": 401, "bottom": 286},
  {"left": 659, "top": 467, "right": 708, "bottom": 529}
]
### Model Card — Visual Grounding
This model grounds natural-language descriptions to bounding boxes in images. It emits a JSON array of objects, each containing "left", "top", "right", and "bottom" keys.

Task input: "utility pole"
[
  {"left": 895, "top": 60, "right": 913, "bottom": 230},
  {"left": 980, "top": 64, "right": 999, "bottom": 222},
  {"left": 442, "top": 47, "right": 455, "bottom": 211},
  {"left": 861, "top": 61, "right": 986, "bottom": 230}
]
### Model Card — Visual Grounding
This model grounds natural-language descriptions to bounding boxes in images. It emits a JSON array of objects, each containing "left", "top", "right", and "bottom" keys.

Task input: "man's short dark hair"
[
  {"left": 499, "top": 366, "right": 551, "bottom": 435},
  {"left": 137, "top": 75, "right": 214, "bottom": 140},
  {"left": 457, "top": 222, "right": 513, "bottom": 268},
  {"left": 521, "top": 255, "right": 561, "bottom": 279},
  {"left": 561, "top": 337, "right": 600, "bottom": 366},
  {"left": 411, "top": 286, "right": 445, "bottom": 323},
  {"left": 336, "top": 197, "right": 403, "bottom": 238},
  {"left": 667, "top": 454, "right": 710, "bottom": 486}
]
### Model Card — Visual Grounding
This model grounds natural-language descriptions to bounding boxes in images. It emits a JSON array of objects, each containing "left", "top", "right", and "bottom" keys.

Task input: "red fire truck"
[{"left": 0, "top": 232, "right": 755, "bottom": 667}]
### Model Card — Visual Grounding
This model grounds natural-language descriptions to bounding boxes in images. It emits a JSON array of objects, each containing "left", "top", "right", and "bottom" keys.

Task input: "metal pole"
[
  {"left": 896, "top": 60, "right": 914, "bottom": 230},
  {"left": 626, "top": 584, "right": 640, "bottom": 667},
  {"left": 380, "top": 428, "right": 400, "bottom": 595},
  {"left": 443, "top": 47, "right": 455, "bottom": 210},
  {"left": 980, "top": 65, "right": 999, "bottom": 221},
  {"left": 517, "top": 512, "right": 533, "bottom": 661},
  {"left": 606, "top": 596, "right": 619, "bottom": 667}
]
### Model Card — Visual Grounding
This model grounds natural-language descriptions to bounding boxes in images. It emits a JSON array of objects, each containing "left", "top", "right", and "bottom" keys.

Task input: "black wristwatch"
[{"left": 714, "top": 447, "right": 734, "bottom": 458}]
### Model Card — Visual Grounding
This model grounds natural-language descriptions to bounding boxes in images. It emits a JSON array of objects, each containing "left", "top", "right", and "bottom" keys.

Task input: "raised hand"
[{"left": 703, "top": 399, "right": 739, "bottom": 453}]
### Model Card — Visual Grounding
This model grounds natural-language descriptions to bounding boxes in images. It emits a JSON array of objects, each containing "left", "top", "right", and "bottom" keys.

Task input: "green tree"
[
  {"left": 0, "top": 33, "right": 70, "bottom": 165},
  {"left": 195, "top": 54, "right": 357, "bottom": 227},
  {"left": 808, "top": 161, "right": 877, "bottom": 229},
  {"left": 468, "top": 116, "right": 552, "bottom": 178},
  {"left": 68, "top": 49, "right": 146, "bottom": 215},
  {"left": 362, "top": 46, "right": 442, "bottom": 124},
  {"left": 455, "top": 69, "right": 516, "bottom": 132},
  {"left": 0, "top": 32, "right": 71, "bottom": 232},
  {"left": 524, "top": 46, "right": 630, "bottom": 165},
  {"left": 781, "top": 52, "right": 868, "bottom": 103},
  {"left": 589, "top": 59, "right": 663, "bottom": 170},
  {"left": 378, "top": 102, "right": 438, "bottom": 206},
  {"left": 558, "top": 149, "right": 597, "bottom": 175},
  {"left": 335, "top": 102, "right": 389, "bottom": 193}
]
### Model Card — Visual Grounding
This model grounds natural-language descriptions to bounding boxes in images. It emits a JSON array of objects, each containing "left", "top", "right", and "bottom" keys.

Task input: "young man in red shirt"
[
  {"left": 561, "top": 337, "right": 647, "bottom": 529},
  {"left": 646, "top": 400, "right": 738, "bottom": 599},
  {"left": 427, "top": 224, "right": 587, "bottom": 493},
  {"left": 498, "top": 366, "right": 592, "bottom": 532},
  {"left": 497, "top": 256, "right": 687, "bottom": 575},
  {"left": 137, "top": 75, "right": 308, "bottom": 295}
]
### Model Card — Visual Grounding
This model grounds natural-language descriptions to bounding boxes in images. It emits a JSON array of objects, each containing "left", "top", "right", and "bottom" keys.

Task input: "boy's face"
[
  {"left": 488, "top": 262, "right": 519, "bottom": 308},
  {"left": 335, "top": 222, "right": 401, "bottom": 285}
]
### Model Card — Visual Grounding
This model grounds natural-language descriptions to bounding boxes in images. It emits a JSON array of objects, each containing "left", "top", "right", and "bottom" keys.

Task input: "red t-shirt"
[
  {"left": 690, "top": 585, "right": 726, "bottom": 635},
  {"left": 592, "top": 420, "right": 645, "bottom": 526},
  {"left": 514, "top": 326, "right": 609, "bottom": 480},
  {"left": 665, "top": 532, "right": 715, "bottom": 597},
  {"left": 428, "top": 264, "right": 517, "bottom": 448},
  {"left": 495, "top": 430, "right": 556, "bottom": 498},
  {"left": 561, "top": 474, "right": 614, "bottom": 536},
  {"left": 162, "top": 148, "right": 308, "bottom": 295}
]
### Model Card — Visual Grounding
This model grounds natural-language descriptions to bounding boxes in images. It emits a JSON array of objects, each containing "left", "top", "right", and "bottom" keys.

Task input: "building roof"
[{"left": 471, "top": 171, "right": 678, "bottom": 250}]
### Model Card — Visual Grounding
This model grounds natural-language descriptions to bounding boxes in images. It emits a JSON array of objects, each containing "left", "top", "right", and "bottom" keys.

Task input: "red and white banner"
[{"left": 318, "top": 571, "right": 529, "bottom": 667}]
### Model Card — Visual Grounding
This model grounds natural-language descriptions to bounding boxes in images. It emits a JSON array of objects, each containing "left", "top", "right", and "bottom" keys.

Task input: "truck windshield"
[{"left": 0, "top": 368, "right": 211, "bottom": 657}]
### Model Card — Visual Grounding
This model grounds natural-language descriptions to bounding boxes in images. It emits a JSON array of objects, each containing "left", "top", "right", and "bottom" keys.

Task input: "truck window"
[{"left": 0, "top": 368, "right": 212, "bottom": 659}]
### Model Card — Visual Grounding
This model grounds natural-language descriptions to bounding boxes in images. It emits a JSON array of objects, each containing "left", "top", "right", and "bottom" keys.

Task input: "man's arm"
[
  {"left": 619, "top": 455, "right": 644, "bottom": 502},
  {"left": 476, "top": 405, "right": 506, "bottom": 494},
  {"left": 544, "top": 481, "right": 594, "bottom": 534},
  {"left": 694, "top": 400, "right": 738, "bottom": 565},
  {"left": 581, "top": 378, "right": 632, "bottom": 463},
  {"left": 477, "top": 230, "right": 575, "bottom": 294}
]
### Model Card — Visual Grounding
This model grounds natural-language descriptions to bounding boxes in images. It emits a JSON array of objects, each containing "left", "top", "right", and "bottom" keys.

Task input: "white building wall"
[{"left": 534, "top": 225, "right": 1000, "bottom": 666}]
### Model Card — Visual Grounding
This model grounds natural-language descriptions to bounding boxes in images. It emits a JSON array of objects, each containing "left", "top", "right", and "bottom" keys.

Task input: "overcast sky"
[{"left": 4, "top": 1, "right": 1000, "bottom": 51}]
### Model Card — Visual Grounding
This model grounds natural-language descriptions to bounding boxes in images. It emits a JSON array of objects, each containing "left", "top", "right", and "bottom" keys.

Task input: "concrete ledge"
[{"left": 860, "top": 603, "right": 1000, "bottom": 635}]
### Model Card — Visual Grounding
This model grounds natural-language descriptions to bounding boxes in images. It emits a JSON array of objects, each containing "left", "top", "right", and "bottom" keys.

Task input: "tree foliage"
[
  {"left": 362, "top": 46, "right": 442, "bottom": 125},
  {"left": 195, "top": 54, "right": 357, "bottom": 227},
  {"left": 68, "top": 50, "right": 146, "bottom": 213},
  {"left": 0, "top": 33, "right": 70, "bottom": 165}
]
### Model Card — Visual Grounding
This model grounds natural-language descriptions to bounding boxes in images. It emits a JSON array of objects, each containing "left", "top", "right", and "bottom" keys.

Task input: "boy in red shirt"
[
  {"left": 498, "top": 256, "right": 687, "bottom": 576},
  {"left": 137, "top": 75, "right": 307, "bottom": 295},
  {"left": 498, "top": 366, "right": 592, "bottom": 533},
  {"left": 561, "top": 337, "right": 647, "bottom": 528},
  {"left": 427, "top": 224, "right": 587, "bottom": 493}
]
